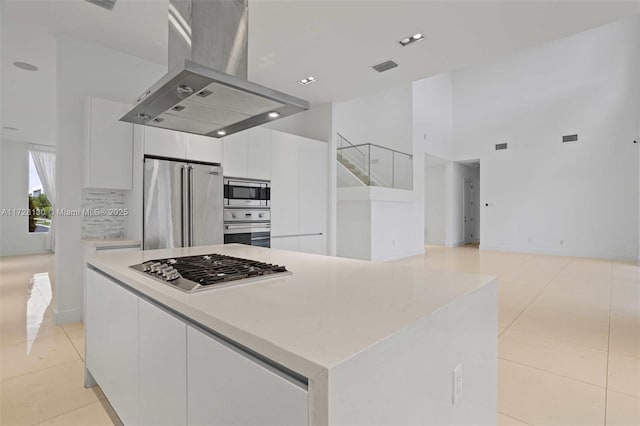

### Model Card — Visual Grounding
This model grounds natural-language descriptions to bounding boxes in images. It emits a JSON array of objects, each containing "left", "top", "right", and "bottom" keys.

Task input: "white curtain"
[{"left": 30, "top": 149, "right": 56, "bottom": 251}]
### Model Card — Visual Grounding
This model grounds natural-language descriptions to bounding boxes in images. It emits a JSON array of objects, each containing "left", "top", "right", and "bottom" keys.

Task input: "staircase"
[
  {"left": 336, "top": 133, "right": 413, "bottom": 189},
  {"left": 338, "top": 156, "right": 378, "bottom": 186}
]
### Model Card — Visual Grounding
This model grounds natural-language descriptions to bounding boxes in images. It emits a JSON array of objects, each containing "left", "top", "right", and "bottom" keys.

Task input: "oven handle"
[
  {"left": 250, "top": 236, "right": 271, "bottom": 241},
  {"left": 224, "top": 224, "right": 271, "bottom": 229},
  {"left": 224, "top": 224, "right": 271, "bottom": 234}
]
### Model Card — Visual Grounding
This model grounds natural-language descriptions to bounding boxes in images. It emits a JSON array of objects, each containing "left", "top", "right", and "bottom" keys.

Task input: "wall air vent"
[
  {"left": 372, "top": 60, "right": 398, "bottom": 73},
  {"left": 562, "top": 134, "right": 578, "bottom": 143},
  {"left": 495, "top": 143, "right": 508, "bottom": 151},
  {"left": 85, "top": 0, "right": 117, "bottom": 11}
]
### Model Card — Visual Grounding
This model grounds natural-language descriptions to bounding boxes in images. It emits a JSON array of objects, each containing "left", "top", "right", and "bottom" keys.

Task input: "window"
[{"left": 28, "top": 152, "right": 51, "bottom": 233}]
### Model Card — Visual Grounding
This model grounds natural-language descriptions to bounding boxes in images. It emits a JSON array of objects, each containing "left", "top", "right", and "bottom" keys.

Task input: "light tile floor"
[{"left": 1, "top": 247, "right": 638, "bottom": 425}]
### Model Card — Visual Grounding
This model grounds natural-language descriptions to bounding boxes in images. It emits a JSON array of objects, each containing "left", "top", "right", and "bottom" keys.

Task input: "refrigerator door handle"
[
  {"left": 181, "top": 165, "right": 188, "bottom": 247},
  {"left": 189, "top": 165, "right": 194, "bottom": 247}
]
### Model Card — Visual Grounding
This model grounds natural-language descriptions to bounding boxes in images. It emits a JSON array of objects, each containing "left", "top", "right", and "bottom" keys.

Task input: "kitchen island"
[{"left": 84, "top": 244, "right": 497, "bottom": 426}]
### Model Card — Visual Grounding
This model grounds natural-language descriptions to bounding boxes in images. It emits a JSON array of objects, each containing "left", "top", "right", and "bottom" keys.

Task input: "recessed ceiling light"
[
  {"left": 3, "top": 126, "right": 18, "bottom": 131},
  {"left": 298, "top": 76, "right": 318, "bottom": 86},
  {"left": 268, "top": 112, "right": 280, "bottom": 118},
  {"left": 398, "top": 33, "right": 424, "bottom": 47},
  {"left": 13, "top": 62, "right": 38, "bottom": 71},
  {"left": 217, "top": 130, "right": 226, "bottom": 136}
]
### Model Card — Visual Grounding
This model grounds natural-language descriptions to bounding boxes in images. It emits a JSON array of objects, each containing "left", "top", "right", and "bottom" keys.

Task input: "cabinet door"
[
  {"left": 185, "top": 134, "right": 223, "bottom": 164},
  {"left": 143, "top": 126, "right": 186, "bottom": 159},
  {"left": 85, "top": 269, "right": 139, "bottom": 425},
  {"left": 187, "top": 326, "right": 308, "bottom": 426},
  {"left": 298, "top": 234, "right": 325, "bottom": 255},
  {"left": 222, "top": 131, "right": 249, "bottom": 178},
  {"left": 270, "top": 131, "right": 300, "bottom": 236},
  {"left": 298, "top": 139, "right": 328, "bottom": 236},
  {"left": 139, "top": 299, "right": 187, "bottom": 426},
  {"left": 247, "top": 127, "right": 272, "bottom": 180},
  {"left": 270, "top": 236, "right": 300, "bottom": 251},
  {"left": 85, "top": 97, "right": 133, "bottom": 189}
]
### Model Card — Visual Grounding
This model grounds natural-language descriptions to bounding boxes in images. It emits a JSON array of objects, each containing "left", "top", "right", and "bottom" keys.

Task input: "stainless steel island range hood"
[{"left": 120, "top": 0, "right": 309, "bottom": 138}]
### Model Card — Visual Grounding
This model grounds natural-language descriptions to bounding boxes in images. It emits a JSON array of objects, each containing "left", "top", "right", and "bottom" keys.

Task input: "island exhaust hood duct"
[{"left": 120, "top": 0, "right": 309, "bottom": 138}]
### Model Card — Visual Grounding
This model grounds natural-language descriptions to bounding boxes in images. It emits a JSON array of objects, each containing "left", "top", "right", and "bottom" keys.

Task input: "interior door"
[
  {"left": 189, "top": 163, "right": 224, "bottom": 246},
  {"left": 463, "top": 179, "right": 474, "bottom": 243},
  {"left": 144, "top": 158, "right": 186, "bottom": 249}
]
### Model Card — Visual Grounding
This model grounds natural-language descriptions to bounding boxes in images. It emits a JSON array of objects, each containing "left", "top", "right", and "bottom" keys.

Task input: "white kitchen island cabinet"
[
  {"left": 139, "top": 299, "right": 187, "bottom": 426},
  {"left": 187, "top": 326, "right": 308, "bottom": 426},
  {"left": 85, "top": 268, "right": 139, "bottom": 426},
  {"left": 85, "top": 244, "right": 497, "bottom": 425}
]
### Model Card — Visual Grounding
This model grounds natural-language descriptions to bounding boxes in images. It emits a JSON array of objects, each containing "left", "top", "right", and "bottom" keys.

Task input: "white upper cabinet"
[
  {"left": 185, "top": 134, "right": 223, "bottom": 164},
  {"left": 143, "top": 126, "right": 186, "bottom": 159},
  {"left": 246, "top": 127, "right": 272, "bottom": 180},
  {"left": 142, "top": 127, "right": 222, "bottom": 164},
  {"left": 83, "top": 97, "right": 133, "bottom": 190},
  {"left": 222, "top": 130, "right": 249, "bottom": 178},
  {"left": 270, "top": 131, "right": 300, "bottom": 237},
  {"left": 223, "top": 127, "right": 271, "bottom": 179}
]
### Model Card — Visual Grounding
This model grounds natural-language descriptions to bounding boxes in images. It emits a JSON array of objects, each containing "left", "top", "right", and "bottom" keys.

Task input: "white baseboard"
[
  {"left": 54, "top": 307, "right": 82, "bottom": 325},
  {"left": 445, "top": 240, "right": 466, "bottom": 248}
]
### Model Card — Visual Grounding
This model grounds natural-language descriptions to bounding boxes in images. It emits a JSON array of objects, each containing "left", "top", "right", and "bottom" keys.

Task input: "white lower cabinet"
[
  {"left": 298, "top": 235, "right": 325, "bottom": 255},
  {"left": 85, "top": 269, "right": 139, "bottom": 426},
  {"left": 86, "top": 270, "right": 308, "bottom": 426},
  {"left": 139, "top": 299, "right": 187, "bottom": 426},
  {"left": 187, "top": 326, "right": 309, "bottom": 426},
  {"left": 271, "top": 236, "right": 300, "bottom": 251}
]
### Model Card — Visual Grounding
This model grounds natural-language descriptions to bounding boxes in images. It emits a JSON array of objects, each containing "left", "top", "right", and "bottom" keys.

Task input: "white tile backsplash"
[{"left": 81, "top": 189, "right": 126, "bottom": 239}]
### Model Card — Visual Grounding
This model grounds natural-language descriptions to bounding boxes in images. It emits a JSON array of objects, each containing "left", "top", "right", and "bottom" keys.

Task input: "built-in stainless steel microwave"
[{"left": 223, "top": 178, "right": 270, "bottom": 207}]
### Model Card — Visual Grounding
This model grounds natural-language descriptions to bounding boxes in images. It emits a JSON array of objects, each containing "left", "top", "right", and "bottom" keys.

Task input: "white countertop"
[
  {"left": 81, "top": 239, "right": 141, "bottom": 249},
  {"left": 87, "top": 244, "right": 495, "bottom": 379}
]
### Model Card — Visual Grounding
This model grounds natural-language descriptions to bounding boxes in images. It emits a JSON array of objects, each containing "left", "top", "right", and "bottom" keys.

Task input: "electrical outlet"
[{"left": 452, "top": 364, "right": 463, "bottom": 405}]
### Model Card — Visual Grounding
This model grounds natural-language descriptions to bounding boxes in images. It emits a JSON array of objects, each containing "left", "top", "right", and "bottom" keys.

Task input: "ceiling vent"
[
  {"left": 372, "top": 60, "right": 398, "bottom": 73},
  {"left": 495, "top": 143, "right": 508, "bottom": 151},
  {"left": 562, "top": 134, "right": 578, "bottom": 143},
  {"left": 85, "top": 0, "right": 117, "bottom": 11}
]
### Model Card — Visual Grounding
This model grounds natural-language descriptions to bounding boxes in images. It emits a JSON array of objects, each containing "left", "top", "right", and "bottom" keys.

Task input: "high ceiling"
[{"left": 2, "top": 0, "right": 639, "bottom": 145}]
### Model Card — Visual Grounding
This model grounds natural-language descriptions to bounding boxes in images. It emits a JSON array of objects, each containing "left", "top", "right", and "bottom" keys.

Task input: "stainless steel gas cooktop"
[{"left": 130, "top": 253, "right": 291, "bottom": 293}]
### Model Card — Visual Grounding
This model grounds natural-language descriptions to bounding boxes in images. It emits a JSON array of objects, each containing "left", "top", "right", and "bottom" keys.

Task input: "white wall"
[
  {"left": 413, "top": 73, "right": 453, "bottom": 161},
  {"left": 334, "top": 84, "right": 413, "bottom": 154},
  {"left": 0, "top": 139, "right": 48, "bottom": 255},
  {"left": 452, "top": 16, "right": 640, "bottom": 260},
  {"left": 334, "top": 84, "right": 424, "bottom": 262},
  {"left": 414, "top": 73, "right": 455, "bottom": 247},
  {"left": 425, "top": 164, "right": 446, "bottom": 245},
  {"left": 55, "top": 36, "right": 165, "bottom": 323}
]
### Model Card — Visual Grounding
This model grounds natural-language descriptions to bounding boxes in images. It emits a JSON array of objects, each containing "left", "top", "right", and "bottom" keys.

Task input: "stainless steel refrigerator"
[{"left": 143, "top": 157, "right": 223, "bottom": 250}]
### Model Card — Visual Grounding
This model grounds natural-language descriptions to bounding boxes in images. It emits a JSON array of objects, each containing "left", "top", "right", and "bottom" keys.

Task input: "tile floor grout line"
[
  {"left": 497, "top": 410, "right": 535, "bottom": 426},
  {"left": 498, "top": 356, "right": 609, "bottom": 390},
  {"left": 29, "top": 398, "right": 106, "bottom": 426},
  {"left": 0, "top": 357, "right": 81, "bottom": 384},
  {"left": 498, "top": 263, "right": 569, "bottom": 336},
  {"left": 62, "top": 324, "right": 85, "bottom": 361},
  {"left": 603, "top": 260, "right": 614, "bottom": 426}
]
